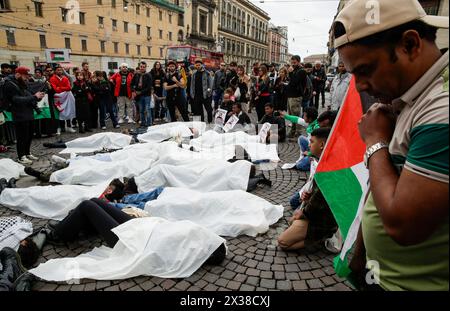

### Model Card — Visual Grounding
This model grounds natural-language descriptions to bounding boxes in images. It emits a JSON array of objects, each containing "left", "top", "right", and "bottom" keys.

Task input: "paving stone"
[
  {"left": 203, "top": 273, "right": 220, "bottom": 283},
  {"left": 274, "top": 257, "right": 287, "bottom": 264},
  {"left": 311, "top": 269, "right": 326, "bottom": 278},
  {"left": 246, "top": 276, "right": 259, "bottom": 286},
  {"left": 260, "top": 279, "right": 276, "bottom": 289},
  {"left": 175, "top": 281, "right": 191, "bottom": 291},
  {"left": 306, "top": 279, "right": 325, "bottom": 289},
  {"left": 321, "top": 276, "right": 337, "bottom": 286},
  {"left": 140, "top": 280, "right": 156, "bottom": 291},
  {"left": 274, "top": 271, "right": 286, "bottom": 280},
  {"left": 244, "top": 259, "right": 258, "bottom": 268},
  {"left": 187, "top": 286, "right": 201, "bottom": 291},
  {"left": 119, "top": 280, "right": 135, "bottom": 291},
  {"left": 104, "top": 285, "right": 120, "bottom": 291},
  {"left": 260, "top": 271, "right": 273, "bottom": 279},
  {"left": 277, "top": 280, "right": 292, "bottom": 291},
  {"left": 292, "top": 280, "right": 308, "bottom": 290},
  {"left": 271, "top": 264, "right": 285, "bottom": 272},
  {"left": 234, "top": 274, "right": 247, "bottom": 283},
  {"left": 195, "top": 279, "right": 208, "bottom": 289},
  {"left": 127, "top": 285, "right": 144, "bottom": 291},
  {"left": 215, "top": 278, "right": 228, "bottom": 287},
  {"left": 257, "top": 262, "right": 271, "bottom": 271},
  {"left": 160, "top": 279, "right": 176, "bottom": 290},
  {"left": 221, "top": 270, "right": 236, "bottom": 280},
  {"left": 246, "top": 268, "right": 260, "bottom": 277},
  {"left": 226, "top": 281, "right": 241, "bottom": 291},
  {"left": 204, "top": 284, "right": 219, "bottom": 291},
  {"left": 285, "top": 272, "right": 300, "bottom": 280},
  {"left": 299, "top": 271, "right": 314, "bottom": 280},
  {"left": 240, "top": 284, "right": 255, "bottom": 291},
  {"left": 298, "top": 262, "right": 311, "bottom": 271},
  {"left": 149, "top": 286, "right": 163, "bottom": 291},
  {"left": 285, "top": 264, "right": 300, "bottom": 272}
]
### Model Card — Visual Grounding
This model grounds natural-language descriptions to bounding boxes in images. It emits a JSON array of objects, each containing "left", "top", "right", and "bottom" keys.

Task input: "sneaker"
[
  {"left": 66, "top": 127, "right": 76, "bottom": 133},
  {"left": 7, "top": 178, "right": 17, "bottom": 188},
  {"left": 27, "top": 154, "right": 39, "bottom": 161},
  {"left": 0, "top": 178, "right": 8, "bottom": 195},
  {"left": 128, "top": 119, "right": 135, "bottom": 124},
  {"left": 18, "top": 156, "right": 32, "bottom": 165},
  {"left": 118, "top": 118, "right": 124, "bottom": 124},
  {"left": 115, "top": 124, "right": 120, "bottom": 129},
  {"left": 101, "top": 126, "right": 107, "bottom": 130},
  {"left": 56, "top": 128, "right": 61, "bottom": 136}
]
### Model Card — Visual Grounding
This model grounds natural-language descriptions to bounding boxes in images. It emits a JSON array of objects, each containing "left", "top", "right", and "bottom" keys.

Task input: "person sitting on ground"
[
  {"left": 44, "top": 197, "right": 227, "bottom": 266},
  {"left": 226, "top": 102, "right": 251, "bottom": 130},
  {"left": 258, "top": 103, "right": 286, "bottom": 143},
  {"left": 278, "top": 128, "right": 337, "bottom": 251},
  {"left": 220, "top": 89, "right": 235, "bottom": 113},
  {"left": 317, "top": 110, "right": 338, "bottom": 128}
]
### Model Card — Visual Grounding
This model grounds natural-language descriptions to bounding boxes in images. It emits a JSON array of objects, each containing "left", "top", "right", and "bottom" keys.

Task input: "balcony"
[{"left": 148, "top": 0, "right": 184, "bottom": 13}]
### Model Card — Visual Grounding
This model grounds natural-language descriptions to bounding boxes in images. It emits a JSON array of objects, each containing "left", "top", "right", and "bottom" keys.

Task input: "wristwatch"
[{"left": 364, "top": 142, "right": 389, "bottom": 169}]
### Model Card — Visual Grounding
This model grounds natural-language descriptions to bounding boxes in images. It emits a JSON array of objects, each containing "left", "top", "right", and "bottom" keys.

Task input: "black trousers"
[
  {"left": 55, "top": 198, "right": 133, "bottom": 248},
  {"left": 167, "top": 96, "right": 189, "bottom": 122},
  {"left": 14, "top": 121, "right": 33, "bottom": 158},
  {"left": 192, "top": 96, "right": 213, "bottom": 123},
  {"left": 314, "top": 87, "right": 326, "bottom": 109},
  {"left": 89, "top": 100, "right": 99, "bottom": 129},
  {"left": 256, "top": 96, "right": 271, "bottom": 122}
]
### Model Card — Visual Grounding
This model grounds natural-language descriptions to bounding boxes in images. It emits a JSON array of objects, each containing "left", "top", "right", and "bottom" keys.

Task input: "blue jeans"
[
  {"left": 290, "top": 192, "right": 302, "bottom": 210},
  {"left": 112, "top": 187, "right": 164, "bottom": 210},
  {"left": 137, "top": 96, "right": 152, "bottom": 127},
  {"left": 99, "top": 99, "right": 118, "bottom": 128},
  {"left": 213, "top": 89, "right": 224, "bottom": 110},
  {"left": 302, "top": 99, "right": 311, "bottom": 114},
  {"left": 296, "top": 136, "right": 310, "bottom": 171}
]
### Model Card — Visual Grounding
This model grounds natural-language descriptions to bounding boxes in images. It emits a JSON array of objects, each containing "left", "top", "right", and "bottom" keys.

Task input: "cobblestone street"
[{"left": 0, "top": 101, "right": 354, "bottom": 291}]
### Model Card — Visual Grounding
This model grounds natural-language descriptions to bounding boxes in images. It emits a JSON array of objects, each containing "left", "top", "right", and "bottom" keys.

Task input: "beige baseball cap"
[{"left": 333, "top": 0, "right": 449, "bottom": 49}]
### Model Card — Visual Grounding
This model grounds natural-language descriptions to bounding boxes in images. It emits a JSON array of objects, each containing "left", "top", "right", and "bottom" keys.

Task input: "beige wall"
[
  {"left": 0, "top": 0, "right": 184, "bottom": 70},
  {"left": 437, "top": 0, "right": 449, "bottom": 49}
]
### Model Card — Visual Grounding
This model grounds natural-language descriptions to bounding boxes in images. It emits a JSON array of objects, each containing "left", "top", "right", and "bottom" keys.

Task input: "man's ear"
[{"left": 400, "top": 30, "right": 422, "bottom": 61}]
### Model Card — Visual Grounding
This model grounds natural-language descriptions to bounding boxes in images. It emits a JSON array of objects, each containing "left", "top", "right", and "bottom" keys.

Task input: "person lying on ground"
[{"left": 278, "top": 128, "right": 338, "bottom": 251}]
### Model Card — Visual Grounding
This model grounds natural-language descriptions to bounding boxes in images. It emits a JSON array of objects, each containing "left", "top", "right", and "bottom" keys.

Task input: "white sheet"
[
  {"left": 146, "top": 188, "right": 284, "bottom": 237},
  {"left": 0, "top": 182, "right": 109, "bottom": 220},
  {"left": 137, "top": 122, "right": 206, "bottom": 143},
  {"left": 0, "top": 159, "right": 26, "bottom": 180},
  {"left": 29, "top": 217, "right": 225, "bottom": 281},
  {"left": 59, "top": 132, "right": 132, "bottom": 154},
  {"left": 190, "top": 130, "right": 261, "bottom": 149},
  {"left": 50, "top": 143, "right": 160, "bottom": 186},
  {"left": 135, "top": 159, "right": 252, "bottom": 193}
]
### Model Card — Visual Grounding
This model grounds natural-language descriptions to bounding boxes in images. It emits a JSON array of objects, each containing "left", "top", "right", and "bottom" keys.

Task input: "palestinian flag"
[{"left": 314, "top": 77, "right": 371, "bottom": 277}]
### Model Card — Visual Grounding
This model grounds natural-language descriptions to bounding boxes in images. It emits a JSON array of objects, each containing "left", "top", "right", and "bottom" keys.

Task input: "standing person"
[
  {"left": 81, "top": 62, "right": 92, "bottom": 82},
  {"left": 0, "top": 63, "right": 12, "bottom": 79},
  {"left": 131, "top": 62, "right": 153, "bottom": 128},
  {"left": 41, "top": 66, "right": 58, "bottom": 136},
  {"left": 32, "top": 69, "right": 45, "bottom": 83},
  {"left": 72, "top": 72, "right": 91, "bottom": 133},
  {"left": 2, "top": 67, "right": 44, "bottom": 164},
  {"left": 163, "top": 60, "right": 189, "bottom": 122},
  {"left": 273, "top": 67, "right": 289, "bottom": 111},
  {"left": 236, "top": 65, "right": 251, "bottom": 113},
  {"left": 303, "top": 63, "right": 315, "bottom": 110},
  {"left": 286, "top": 55, "right": 307, "bottom": 138},
  {"left": 87, "top": 72, "right": 100, "bottom": 129},
  {"left": 329, "top": 61, "right": 352, "bottom": 111},
  {"left": 254, "top": 64, "right": 272, "bottom": 122},
  {"left": 225, "top": 61, "right": 239, "bottom": 90},
  {"left": 312, "top": 61, "right": 327, "bottom": 109},
  {"left": 190, "top": 59, "right": 213, "bottom": 123},
  {"left": 91, "top": 71, "right": 119, "bottom": 130},
  {"left": 333, "top": 0, "right": 449, "bottom": 291},
  {"left": 49, "top": 66, "right": 76, "bottom": 134},
  {"left": 212, "top": 63, "right": 226, "bottom": 111},
  {"left": 248, "top": 62, "right": 260, "bottom": 114},
  {"left": 110, "top": 64, "right": 134, "bottom": 124},
  {"left": 150, "top": 62, "right": 165, "bottom": 121}
]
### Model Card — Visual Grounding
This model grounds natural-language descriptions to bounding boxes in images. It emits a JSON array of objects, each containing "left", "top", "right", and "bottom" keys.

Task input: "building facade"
[
  {"left": 0, "top": 0, "right": 185, "bottom": 71},
  {"left": 217, "top": 0, "right": 270, "bottom": 71},
  {"left": 183, "top": 0, "right": 219, "bottom": 50},
  {"left": 304, "top": 54, "right": 328, "bottom": 65},
  {"left": 268, "top": 24, "right": 288, "bottom": 66}
]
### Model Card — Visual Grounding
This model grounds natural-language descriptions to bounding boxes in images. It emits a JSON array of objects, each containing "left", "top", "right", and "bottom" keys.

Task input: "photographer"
[{"left": 2, "top": 67, "right": 44, "bottom": 164}]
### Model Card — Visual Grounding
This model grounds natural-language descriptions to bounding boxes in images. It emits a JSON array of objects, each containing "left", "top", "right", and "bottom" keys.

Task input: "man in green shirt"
[{"left": 333, "top": 0, "right": 449, "bottom": 290}]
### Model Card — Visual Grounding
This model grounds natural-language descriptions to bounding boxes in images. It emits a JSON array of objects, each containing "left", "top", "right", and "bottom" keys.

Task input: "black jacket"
[
  {"left": 3, "top": 77, "right": 39, "bottom": 122},
  {"left": 286, "top": 66, "right": 307, "bottom": 98},
  {"left": 259, "top": 113, "right": 286, "bottom": 142},
  {"left": 312, "top": 67, "right": 327, "bottom": 90},
  {"left": 131, "top": 72, "right": 153, "bottom": 99}
]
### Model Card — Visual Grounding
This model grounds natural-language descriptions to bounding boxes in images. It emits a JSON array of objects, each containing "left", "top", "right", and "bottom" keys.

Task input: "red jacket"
[
  {"left": 49, "top": 75, "right": 71, "bottom": 93},
  {"left": 110, "top": 72, "right": 133, "bottom": 98}
]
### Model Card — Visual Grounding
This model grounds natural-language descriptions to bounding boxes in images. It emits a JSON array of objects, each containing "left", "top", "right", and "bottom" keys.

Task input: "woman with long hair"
[
  {"left": 72, "top": 72, "right": 92, "bottom": 133},
  {"left": 236, "top": 65, "right": 251, "bottom": 113},
  {"left": 150, "top": 62, "right": 166, "bottom": 121},
  {"left": 273, "top": 67, "right": 289, "bottom": 112},
  {"left": 255, "top": 64, "right": 271, "bottom": 121}
]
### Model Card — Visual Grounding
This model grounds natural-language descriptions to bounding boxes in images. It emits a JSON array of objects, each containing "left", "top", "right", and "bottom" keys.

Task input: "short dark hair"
[
  {"left": 333, "top": 20, "right": 438, "bottom": 62},
  {"left": 140, "top": 61, "right": 147, "bottom": 66},
  {"left": 124, "top": 177, "right": 138, "bottom": 195},
  {"left": 1, "top": 63, "right": 11, "bottom": 69},
  {"left": 304, "top": 62, "right": 313, "bottom": 69},
  {"left": 17, "top": 237, "right": 40, "bottom": 268},
  {"left": 291, "top": 55, "right": 301, "bottom": 62},
  {"left": 304, "top": 107, "right": 318, "bottom": 121},
  {"left": 34, "top": 68, "right": 42, "bottom": 74},
  {"left": 232, "top": 102, "right": 242, "bottom": 110},
  {"left": 106, "top": 179, "right": 125, "bottom": 201},
  {"left": 230, "top": 61, "right": 237, "bottom": 67},
  {"left": 81, "top": 62, "right": 89, "bottom": 67},
  {"left": 311, "top": 127, "right": 331, "bottom": 141},
  {"left": 318, "top": 110, "right": 338, "bottom": 127},
  {"left": 264, "top": 103, "right": 274, "bottom": 109}
]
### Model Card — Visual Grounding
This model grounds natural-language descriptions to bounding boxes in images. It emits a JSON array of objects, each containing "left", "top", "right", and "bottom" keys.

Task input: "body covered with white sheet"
[
  {"left": 60, "top": 132, "right": 132, "bottom": 154},
  {"left": 137, "top": 122, "right": 206, "bottom": 143},
  {"left": 0, "top": 159, "right": 26, "bottom": 180},
  {"left": 145, "top": 188, "right": 284, "bottom": 237},
  {"left": 30, "top": 217, "right": 225, "bottom": 281}
]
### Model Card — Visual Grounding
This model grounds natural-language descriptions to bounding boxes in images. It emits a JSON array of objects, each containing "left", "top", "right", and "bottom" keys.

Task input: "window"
[
  {"left": 125, "top": 43, "right": 129, "bottom": 54},
  {"left": 79, "top": 12, "right": 86, "bottom": 25},
  {"left": 168, "top": 31, "right": 172, "bottom": 41},
  {"left": 123, "top": 0, "right": 128, "bottom": 11},
  {"left": 39, "top": 34, "right": 46, "bottom": 48},
  {"left": 112, "top": 19, "right": 117, "bottom": 30},
  {"left": 111, "top": 0, "right": 116, "bottom": 8},
  {"left": 97, "top": 0, "right": 102, "bottom": 4},
  {"left": 159, "top": 10, "right": 163, "bottom": 21},
  {"left": 98, "top": 16, "right": 104, "bottom": 26},
  {"left": 419, "top": 0, "right": 441, "bottom": 15},
  {"left": 199, "top": 11, "right": 207, "bottom": 34},
  {"left": 0, "top": 0, "right": 11, "bottom": 11},
  {"left": 100, "top": 40, "right": 106, "bottom": 53},
  {"left": 136, "top": 4, "right": 140, "bottom": 15},
  {"left": 108, "top": 62, "right": 118, "bottom": 70},
  {"left": 146, "top": 26, "right": 151, "bottom": 37},
  {"left": 160, "top": 47, "right": 164, "bottom": 58},
  {"left": 34, "top": 1, "right": 43, "bottom": 17},
  {"left": 113, "top": 42, "right": 119, "bottom": 53},
  {"left": 81, "top": 39, "right": 88, "bottom": 51},
  {"left": 178, "top": 13, "right": 184, "bottom": 26},
  {"left": 146, "top": 7, "right": 150, "bottom": 17},
  {"left": 159, "top": 29, "right": 163, "bottom": 39},
  {"left": 147, "top": 46, "right": 151, "bottom": 56},
  {"left": 124, "top": 21, "right": 128, "bottom": 33},
  {"left": 169, "top": 14, "right": 172, "bottom": 24},
  {"left": 61, "top": 8, "right": 68, "bottom": 22},
  {"left": 6, "top": 29, "right": 15, "bottom": 45},
  {"left": 136, "top": 24, "right": 141, "bottom": 35},
  {"left": 177, "top": 30, "right": 183, "bottom": 42},
  {"left": 65, "top": 37, "right": 71, "bottom": 49},
  {"left": 136, "top": 45, "right": 141, "bottom": 55}
]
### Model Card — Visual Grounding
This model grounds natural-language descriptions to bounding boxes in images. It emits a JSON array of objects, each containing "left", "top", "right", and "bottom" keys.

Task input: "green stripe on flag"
[{"left": 3, "top": 107, "right": 58, "bottom": 121}]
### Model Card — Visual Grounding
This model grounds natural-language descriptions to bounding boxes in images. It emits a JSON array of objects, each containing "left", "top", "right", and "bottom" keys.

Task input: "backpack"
[{"left": 303, "top": 75, "right": 313, "bottom": 100}]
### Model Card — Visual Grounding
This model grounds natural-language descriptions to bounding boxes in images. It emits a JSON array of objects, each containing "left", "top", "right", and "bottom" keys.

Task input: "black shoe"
[
  {"left": 24, "top": 166, "right": 42, "bottom": 179},
  {"left": 0, "top": 178, "right": 8, "bottom": 194},
  {"left": 7, "top": 178, "right": 17, "bottom": 188},
  {"left": 43, "top": 226, "right": 66, "bottom": 246},
  {"left": 79, "top": 129, "right": 85, "bottom": 134},
  {"left": 13, "top": 272, "right": 36, "bottom": 291},
  {"left": 85, "top": 128, "right": 93, "bottom": 132},
  {"left": 0, "top": 247, "right": 27, "bottom": 288}
]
